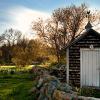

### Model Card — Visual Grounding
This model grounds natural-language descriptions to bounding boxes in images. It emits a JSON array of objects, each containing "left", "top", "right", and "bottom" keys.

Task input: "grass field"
[
  {"left": 0, "top": 65, "right": 33, "bottom": 71},
  {"left": 0, "top": 66, "right": 37, "bottom": 100}
]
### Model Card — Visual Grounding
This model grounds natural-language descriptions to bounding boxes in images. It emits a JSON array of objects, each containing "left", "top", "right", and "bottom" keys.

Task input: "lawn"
[
  {"left": 0, "top": 65, "right": 33, "bottom": 71},
  {"left": 0, "top": 66, "right": 37, "bottom": 100}
]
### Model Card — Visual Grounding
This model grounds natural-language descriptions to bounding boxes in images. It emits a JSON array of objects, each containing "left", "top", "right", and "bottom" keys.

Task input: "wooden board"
[{"left": 80, "top": 49, "right": 100, "bottom": 87}]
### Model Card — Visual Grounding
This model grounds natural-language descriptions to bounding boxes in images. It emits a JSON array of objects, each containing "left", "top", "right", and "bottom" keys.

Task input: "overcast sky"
[{"left": 0, "top": 0, "right": 100, "bottom": 37}]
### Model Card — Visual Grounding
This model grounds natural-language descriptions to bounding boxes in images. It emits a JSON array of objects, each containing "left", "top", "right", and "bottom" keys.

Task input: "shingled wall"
[{"left": 68, "top": 29, "right": 100, "bottom": 87}]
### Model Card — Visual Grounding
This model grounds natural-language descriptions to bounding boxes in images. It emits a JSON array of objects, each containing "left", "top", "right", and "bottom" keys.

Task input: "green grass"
[{"left": 0, "top": 71, "right": 37, "bottom": 100}]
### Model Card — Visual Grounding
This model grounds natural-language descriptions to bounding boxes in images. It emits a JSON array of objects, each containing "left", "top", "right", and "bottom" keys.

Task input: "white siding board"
[
  {"left": 96, "top": 51, "right": 100, "bottom": 86},
  {"left": 89, "top": 51, "right": 93, "bottom": 86}
]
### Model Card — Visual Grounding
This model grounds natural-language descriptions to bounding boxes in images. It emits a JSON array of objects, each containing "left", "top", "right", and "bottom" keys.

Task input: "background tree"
[
  {"left": 0, "top": 28, "right": 52, "bottom": 66},
  {"left": 28, "top": 39, "right": 51, "bottom": 65},
  {"left": 32, "top": 4, "right": 88, "bottom": 62},
  {"left": 0, "top": 28, "right": 22, "bottom": 64},
  {"left": 0, "top": 35, "right": 3, "bottom": 63},
  {"left": 2, "top": 28, "right": 22, "bottom": 46},
  {"left": 12, "top": 37, "right": 31, "bottom": 67},
  {"left": 11, "top": 38, "right": 49, "bottom": 67}
]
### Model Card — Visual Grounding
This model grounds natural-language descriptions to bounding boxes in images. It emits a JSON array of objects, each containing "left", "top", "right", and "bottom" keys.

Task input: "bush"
[
  {"left": 10, "top": 70, "right": 15, "bottom": 74},
  {"left": 49, "top": 62, "right": 58, "bottom": 67},
  {"left": 78, "top": 87, "right": 100, "bottom": 98},
  {"left": 49, "top": 62, "right": 65, "bottom": 68}
]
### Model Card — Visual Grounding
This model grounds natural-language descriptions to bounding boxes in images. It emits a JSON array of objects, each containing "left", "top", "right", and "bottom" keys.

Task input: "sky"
[{"left": 0, "top": 0, "right": 100, "bottom": 37}]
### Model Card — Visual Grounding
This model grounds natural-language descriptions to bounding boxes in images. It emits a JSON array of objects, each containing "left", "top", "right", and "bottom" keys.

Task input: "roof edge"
[{"left": 65, "top": 29, "right": 100, "bottom": 49}]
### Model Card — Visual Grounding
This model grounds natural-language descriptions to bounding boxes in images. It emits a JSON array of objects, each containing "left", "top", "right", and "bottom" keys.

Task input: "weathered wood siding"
[{"left": 69, "top": 29, "right": 100, "bottom": 87}]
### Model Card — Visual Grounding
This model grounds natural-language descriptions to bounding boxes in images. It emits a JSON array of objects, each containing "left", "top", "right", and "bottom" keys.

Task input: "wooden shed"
[{"left": 66, "top": 22, "right": 100, "bottom": 87}]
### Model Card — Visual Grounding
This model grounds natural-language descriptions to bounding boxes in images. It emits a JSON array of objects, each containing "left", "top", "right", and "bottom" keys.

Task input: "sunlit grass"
[
  {"left": 0, "top": 65, "right": 33, "bottom": 71},
  {"left": 0, "top": 65, "right": 33, "bottom": 68}
]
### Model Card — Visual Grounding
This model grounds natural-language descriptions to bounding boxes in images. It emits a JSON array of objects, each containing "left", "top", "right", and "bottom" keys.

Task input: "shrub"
[
  {"left": 10, "top": 70, "right": 15, "bottom": 74},
  {"left": 49, "top": 62, "right": 64, "bottom": 69},
  {"left": 49, "top": 62, "right": 58, "bottom": 68},
  {"left": 78, "top": 87, "right": 100, "bottom": 98}
]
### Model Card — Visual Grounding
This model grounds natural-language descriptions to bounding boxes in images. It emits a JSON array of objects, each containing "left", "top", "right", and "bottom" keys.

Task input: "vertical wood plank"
[{"left": 80, "top": 49, "right": 100, "bottom": 87}]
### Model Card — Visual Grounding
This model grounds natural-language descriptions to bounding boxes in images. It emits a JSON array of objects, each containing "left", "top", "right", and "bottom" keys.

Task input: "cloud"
[
  {"left": 1, "top": 5, "right": 100, "bottom": 38},
  {"left": 0, "top": 6, "right": 50, "bottom": 37}
]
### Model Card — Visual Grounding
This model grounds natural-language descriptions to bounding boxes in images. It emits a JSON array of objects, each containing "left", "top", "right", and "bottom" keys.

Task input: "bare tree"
[
  {"left": 0, "top": 28, "right": 22, "bottom": 64},
  {"left": 32, "top": 4, "right": 99, "bottom": 62},
  {"left": 0, "top": 35, "right": 4, "bottom": 46},
  {"left": 2, "top": 28, "right": 22, "bottom": 46}
]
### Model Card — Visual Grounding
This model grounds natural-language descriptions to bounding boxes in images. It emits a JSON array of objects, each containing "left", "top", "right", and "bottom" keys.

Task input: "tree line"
[{"left": 0, "top": 28, "right": 54, "bottom": 67}]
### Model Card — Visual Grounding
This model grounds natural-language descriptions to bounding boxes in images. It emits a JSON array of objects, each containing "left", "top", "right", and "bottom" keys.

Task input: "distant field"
[
  {"left": 0, "top": 65, "right": 33, "bottom": 72},
  {"left": 0, "top": 64, "right": 48, "bottom": 70}
]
